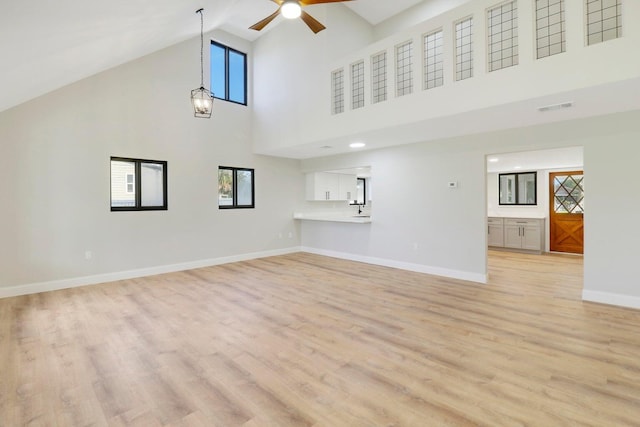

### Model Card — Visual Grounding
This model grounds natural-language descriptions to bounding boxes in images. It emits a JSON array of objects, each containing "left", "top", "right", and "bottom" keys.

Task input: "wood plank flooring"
[{"left": 1, "top": 250, "right": 640, "bottom": 426}]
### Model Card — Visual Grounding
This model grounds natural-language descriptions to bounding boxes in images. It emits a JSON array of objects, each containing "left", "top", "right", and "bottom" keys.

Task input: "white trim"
[
  {"left": 582, "top": 290, "right": 640, "bottom": 310},
  {"left": 0, "top": 247, "right": 301, "bottom": 299},
  {"left": 301, "top": 246, "right": 487, "bottom": 284}
]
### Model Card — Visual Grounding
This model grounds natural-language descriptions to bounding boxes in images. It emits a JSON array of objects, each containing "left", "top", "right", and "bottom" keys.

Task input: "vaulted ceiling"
[{"left": 0, "top": 0, "right": 425, "bottom": 112}]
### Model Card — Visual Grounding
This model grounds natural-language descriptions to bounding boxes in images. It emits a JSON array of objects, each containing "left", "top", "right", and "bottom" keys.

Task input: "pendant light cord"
[{"left": 197, "top": 8, "right": 204, "bottom": 88}]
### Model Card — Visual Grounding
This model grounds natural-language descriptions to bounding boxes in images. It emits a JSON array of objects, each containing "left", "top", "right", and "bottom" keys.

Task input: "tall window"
[
  {"left": 487, "top": 1, "right": 518, "bottom": 72},
  {"left": 455, "top": 17, "right": 474, "bottom": 81},
  {"left": 371, "top": 51, "right": 387, "bottom": 104},
  {"left": 396, "top": 40, "right": 413, "bottom": 97},
  {"left": 351, "top": 61, "right": 365, "bottom": 110},
  {"left": 111, "top": 157, "right": 167, "bottom": 211},
  {"left": 218, "top": 167, "right": 255, "bottom": 209},
  {"left": 586, "top": 0, "right": 622, "bottom": 45},
  {"left": 210, "top": 41, "right": 247, "bottom": 105},
  {"left": 423, "top": 30, "right": 444, "bottom": 90},
  {"left": 331, "top": 69, "right": 344, "bottom": 114},
  {"left": 536, "top": 0, "right": 566, "bottom": 58}
]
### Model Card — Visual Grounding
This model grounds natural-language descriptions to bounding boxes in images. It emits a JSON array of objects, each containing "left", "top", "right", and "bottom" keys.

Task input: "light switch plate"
[{"left": 448, "top": 181, "right": 458, "bottom": 189}]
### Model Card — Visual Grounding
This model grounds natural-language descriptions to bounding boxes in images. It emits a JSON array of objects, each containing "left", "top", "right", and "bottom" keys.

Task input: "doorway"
[{"left": 549, "top": 171, "right": 584, "bottom": 254}]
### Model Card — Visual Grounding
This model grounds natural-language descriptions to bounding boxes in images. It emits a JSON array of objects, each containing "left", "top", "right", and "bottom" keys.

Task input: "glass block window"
[
  {"left": 371, "top": 51, "right": 387, "bottom": 104},
  {"left": 455, "top": 17, "right": 473, "bottom": 81},
  {"left": 586, "top": 0, "right": 622, "bottom": 45},
  {"left": 396, "top": 41, "right": 413, "bottom": 97},
  {"left": 351, "top": 61, "right": 365, "bottom": 110},
  {"left": 536, "top": 0, "right": 566, "bottom": 58},
  {"left": 487, "top": 2, "right": 518, "bottom": 72},
  {"left": 423, "top": 30, "right": 444, "bottom": 90},
  {"left": 331, "top": 68, "right": 344, "bottom": 115}
]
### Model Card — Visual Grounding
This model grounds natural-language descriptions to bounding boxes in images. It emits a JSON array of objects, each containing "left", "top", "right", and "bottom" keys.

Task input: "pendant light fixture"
[{"left": 191, "top": 8, "right": 213, "bottom": 118}]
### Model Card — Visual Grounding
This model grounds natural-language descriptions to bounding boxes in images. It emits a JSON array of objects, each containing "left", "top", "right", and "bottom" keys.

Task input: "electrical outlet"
[{"left": 85, "top": 250, "right": 92, "bottom": 260}]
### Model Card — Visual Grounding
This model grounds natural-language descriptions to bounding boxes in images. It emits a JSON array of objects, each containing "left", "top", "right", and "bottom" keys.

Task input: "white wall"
[
  {"left": 300, "top": 111, "right": 640, "bottom": 308},
  {"left": 252, "top": 5, "right": 374, "bottom": 154},
  {"left": 373, "top": 0, "right": 470, "bottom": 40},
  {"left": 253, "top": 0, "right": 640, "bottom": 156},
  {"left": 0, "top": 30, "right": 303, "bottom": 293}
]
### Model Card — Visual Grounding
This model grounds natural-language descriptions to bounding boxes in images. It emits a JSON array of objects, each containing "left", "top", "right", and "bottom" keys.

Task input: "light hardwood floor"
[{"left": 1, "top": 251, "right": 640, "bottom": 426}]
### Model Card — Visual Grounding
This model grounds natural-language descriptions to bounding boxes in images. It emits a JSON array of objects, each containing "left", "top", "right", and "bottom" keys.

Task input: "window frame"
[
  {"left": 218, "top": 166, "right": 255, "bottom": 209},
  {"left": 110, "top": 157, "right": 168, "bottom": 212},
  {"left": 499, "top": 171, "right": 537, "bottom": 206},
  {"left": 210, "top": 41, "right": 247, "bottom": 106}
]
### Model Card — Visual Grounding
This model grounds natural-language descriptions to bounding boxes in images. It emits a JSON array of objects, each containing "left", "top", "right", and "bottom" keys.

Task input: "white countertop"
[
  {"left": 488, "top": 214, "right": 547, "bottom": 219},
  {"left": 293, "top": 212, "right": 372, "bottom": 223}
]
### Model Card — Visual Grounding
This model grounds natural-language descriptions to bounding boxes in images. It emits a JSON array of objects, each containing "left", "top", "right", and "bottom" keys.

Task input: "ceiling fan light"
[{"left": 281, "top": 1, "right": 302, "bottom": 19}]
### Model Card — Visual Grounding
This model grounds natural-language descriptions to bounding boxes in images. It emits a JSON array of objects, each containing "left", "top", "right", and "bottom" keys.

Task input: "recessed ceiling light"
[
  {"left": 488, "top": 158, "right": 499, "bottom": 163},
  {"left": 350, "top": 142, "right": 366, "bottom": 148},
  {"left": 514, "top": 166, "right": 522, "bottom": 170}
]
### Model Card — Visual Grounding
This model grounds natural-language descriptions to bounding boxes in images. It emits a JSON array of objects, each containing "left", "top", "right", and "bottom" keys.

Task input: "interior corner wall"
[
  {"left": 299, "top": 111, "right": 640, "bottom": 307},
  {"left": 0, "top": 30, "right": 303, "bottom": 293}
]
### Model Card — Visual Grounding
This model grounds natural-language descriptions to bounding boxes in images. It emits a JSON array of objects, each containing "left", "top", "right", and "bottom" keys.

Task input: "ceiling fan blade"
[
  {"left": 300, "top": 11, "right": 326, "bottom": 33},
  {"left": 301, "top": 0, "right": 353, "bottom": 5},
  {"left": 249, "top": 9, "right": 281, "bottom": 31}
]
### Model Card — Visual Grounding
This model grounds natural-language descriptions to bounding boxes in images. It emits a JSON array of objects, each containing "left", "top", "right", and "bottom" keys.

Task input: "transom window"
[
  {"left": 111, "top": 157, "right": 167, "bottom": 211},
  {"left": 396, "top": 41, "right": 414, "bottom": 97},
  {"left": 371, "top": 51, "right": 387, "bottom": 104},
  {"left": 586, "top": 0, "right": 622, "bottom": 45},
  {"left": 455, "top": 17, "right": 474, "bottom": 81},
  {"left": 536, "top": 0, "right": 566, "bottom": 58},
  {"left": 218, "top": 166, "right": 255, "bottom": 209},
  {"left": 210, "top": 41, "right": 247, "bottom": 105},
  {"left": 423, "top": 30, "right": 444, "bottom": 90},
  {"left": 487, "top": 1, "right": 519, "bottom": 72},
  {"left": 331, "top": 69, "right": 345, "bottom": 114},
  {"left": 351, "top": 61, "right": 365, "bottom": 110}
]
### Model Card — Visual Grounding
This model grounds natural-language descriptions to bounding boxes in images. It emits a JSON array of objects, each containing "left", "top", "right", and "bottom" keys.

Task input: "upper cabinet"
[{"left": 306, "top": 172, "right": 357, "bottom": 201}]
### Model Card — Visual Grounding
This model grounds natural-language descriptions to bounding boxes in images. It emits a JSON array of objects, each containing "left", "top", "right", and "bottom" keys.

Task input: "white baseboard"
[
  {"left": 301, "top": 247, "right": 487, "bottom": 284},
  {"left": 582, "top": 290, "right": 640, "bottom": 310},
  {"left": 0, "top": 247, "right": 301, "bottom": 299}
]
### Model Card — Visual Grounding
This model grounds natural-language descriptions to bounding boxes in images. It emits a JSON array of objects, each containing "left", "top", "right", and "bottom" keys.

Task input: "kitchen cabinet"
[
  {"left": 306, "top": 172, "right": 357, "bottom": 201},
  {"left": 503, "top": 218, "right": 544, "bottom": 252},
  {"left": 487, "top": 217, "right": 504, "bottom": 247}
]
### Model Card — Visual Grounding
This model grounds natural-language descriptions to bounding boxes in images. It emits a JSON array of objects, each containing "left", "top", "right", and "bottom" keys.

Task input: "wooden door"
[{"left": 549, "top": 171, "right": 584, "bottom": 254}]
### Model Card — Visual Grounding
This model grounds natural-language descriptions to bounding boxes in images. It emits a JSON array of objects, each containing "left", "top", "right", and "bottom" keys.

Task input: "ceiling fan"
[{"left": 250, "top": 0, "right": 353, "bottom": 34}]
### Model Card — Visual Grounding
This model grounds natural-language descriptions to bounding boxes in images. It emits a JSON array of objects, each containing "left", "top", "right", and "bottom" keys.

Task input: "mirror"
[{"left": 499, "top": 172, "right": 537, "bottom": 205}]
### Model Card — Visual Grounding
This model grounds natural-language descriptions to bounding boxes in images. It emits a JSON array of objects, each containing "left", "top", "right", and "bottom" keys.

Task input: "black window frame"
[
  {"left": 499, "top": 171, "right": 537, "bottom": 206},
  {"left": 218, "top": 166, "right": 255, "bottom": 209},
  {"left": 110, "top": 156, "right": 168, "bottom": 211},
  {"left": 210, "top": 41, "right": 248, "bottom": 106}
]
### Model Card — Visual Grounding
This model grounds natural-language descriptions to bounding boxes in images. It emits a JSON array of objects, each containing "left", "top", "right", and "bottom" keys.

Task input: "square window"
[
  {"left": 218, "top": 167, "right": 255, "bottom": 209},
  {"left": 111, "top": 157, "right": 167, "bottom": 211}
]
